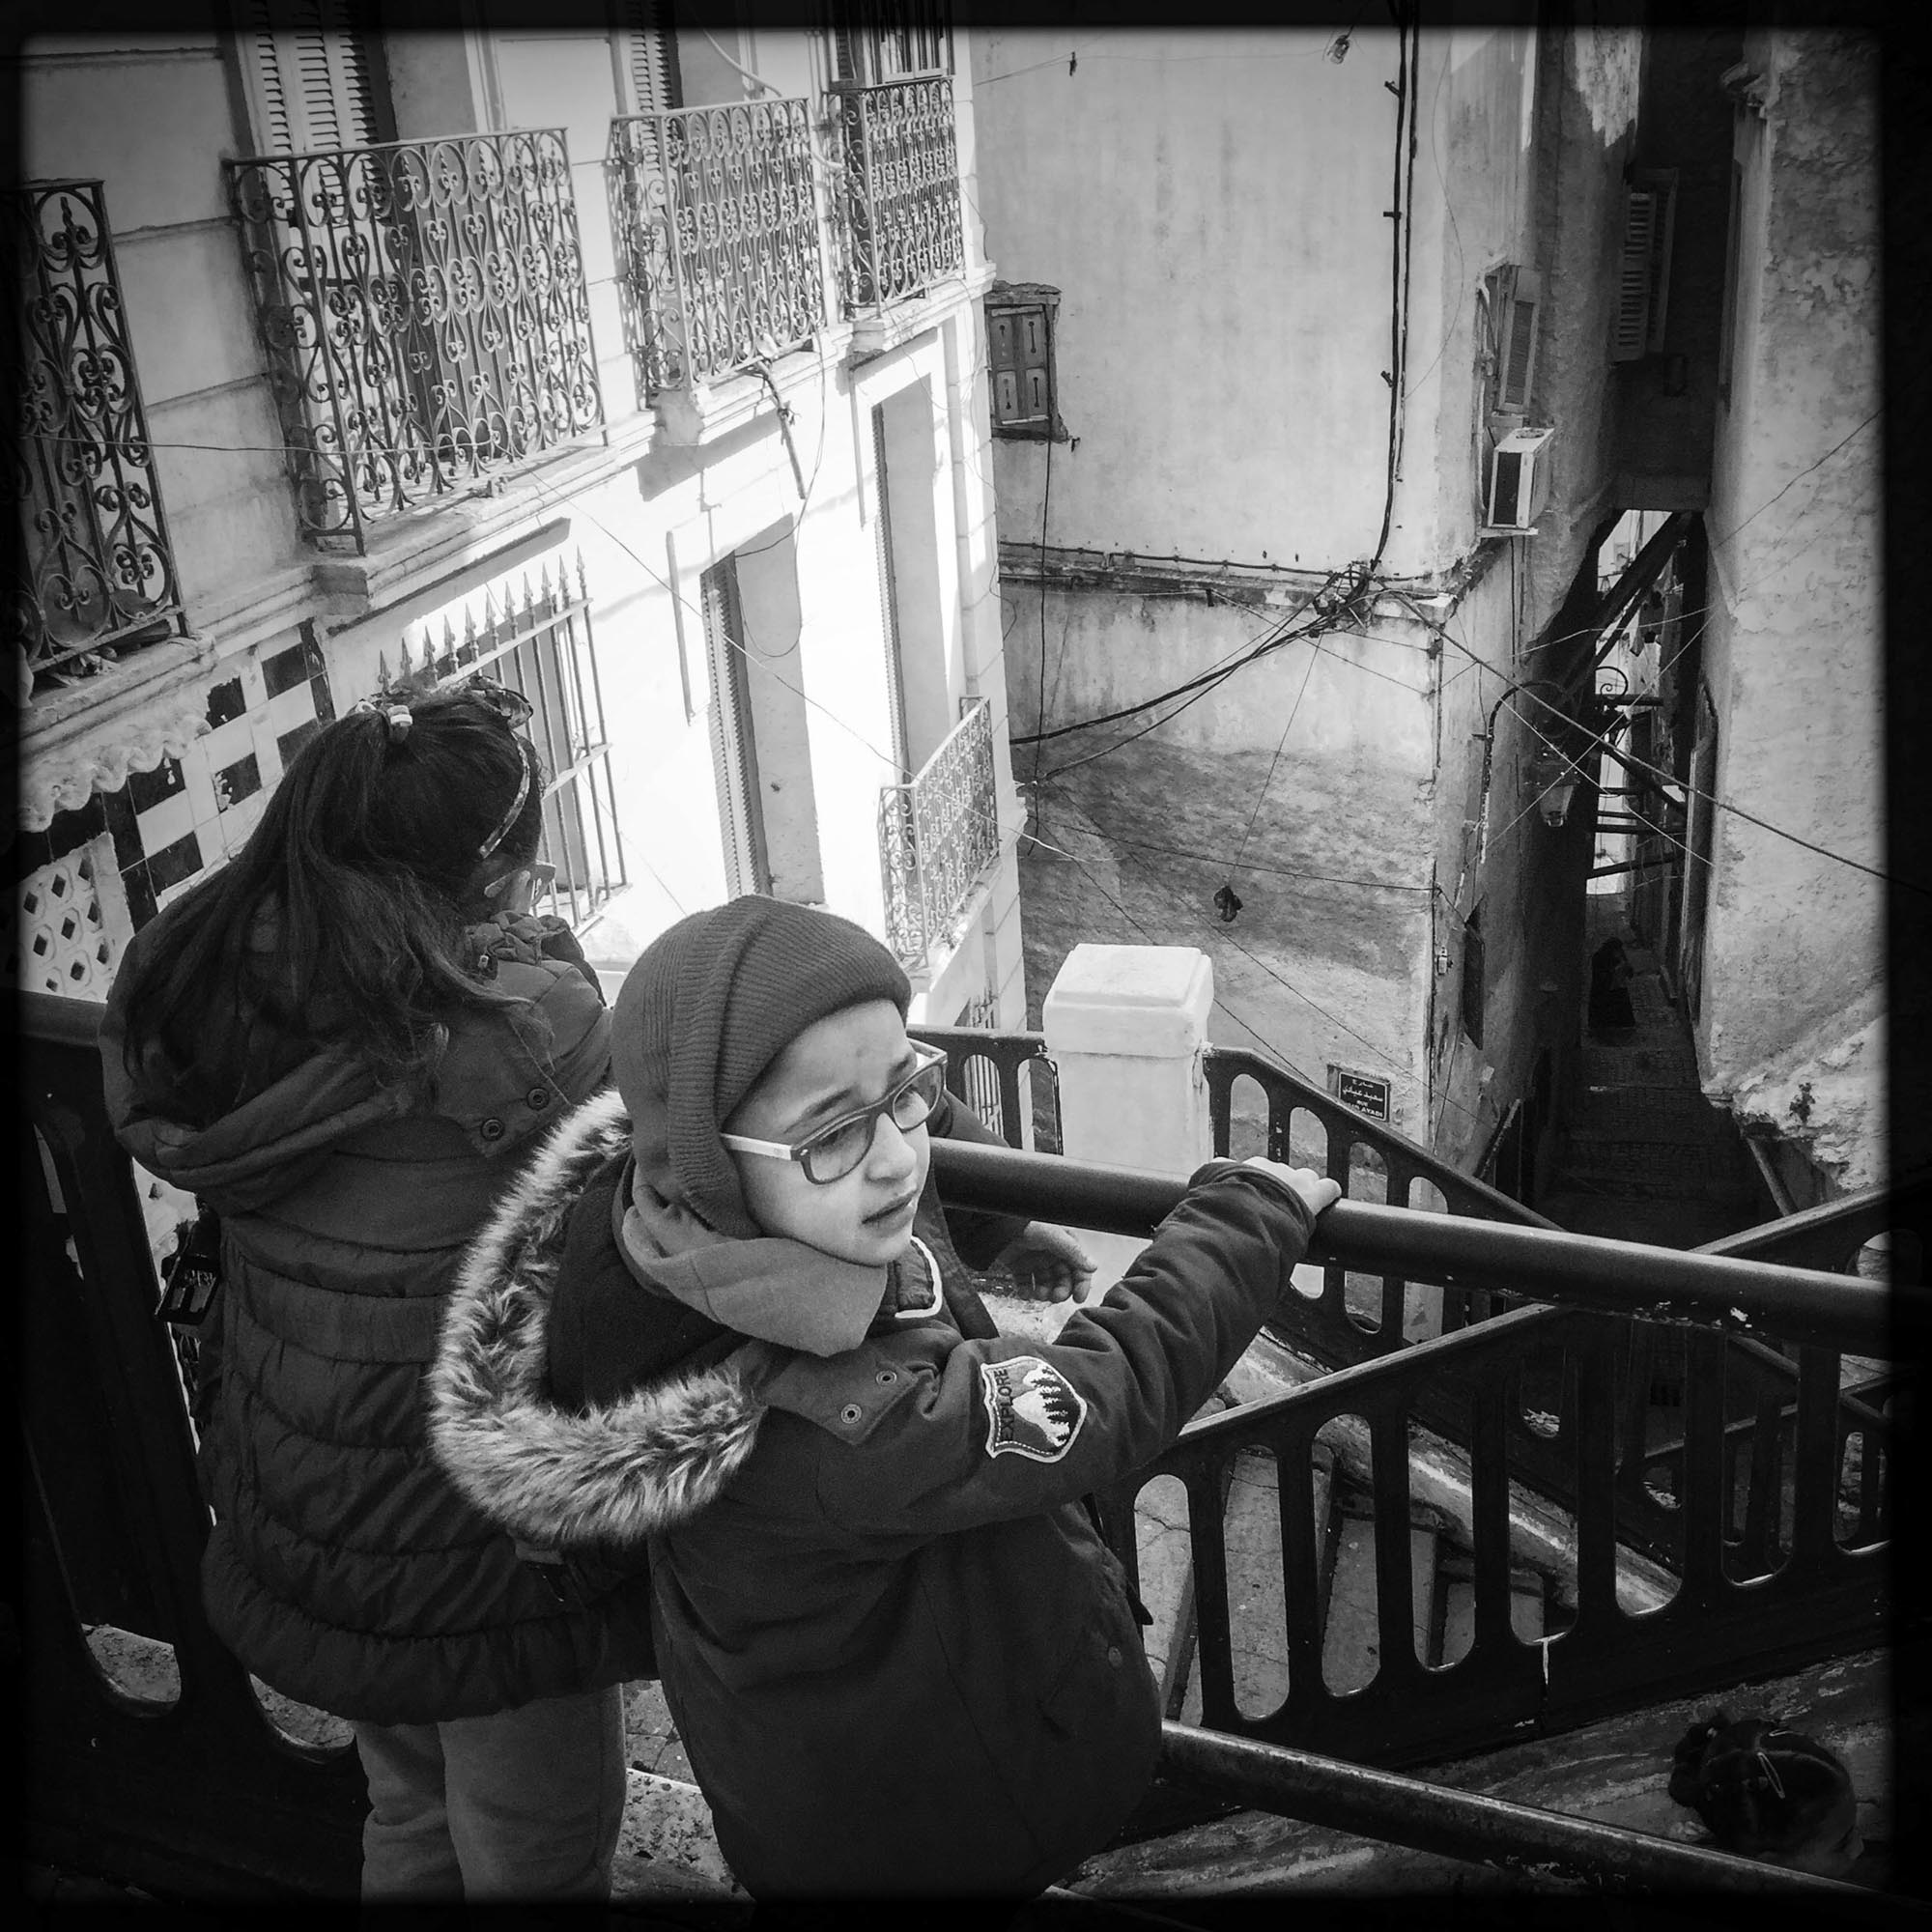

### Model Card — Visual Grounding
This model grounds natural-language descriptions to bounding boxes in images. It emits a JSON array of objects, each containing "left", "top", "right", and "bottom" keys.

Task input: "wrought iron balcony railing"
[
  {"left": 6, "top": 180, "right": 186, "bottom": 689},
  {"left": 610, "top": 99, "right": 827, "bottom": 395},
  {"left": 830, "top": 72, "right": 964, "bottom": 314},
  {"left": 879, "top": 695, "right": 999, "bottom": 963},
  {"left": 227, "top": 130, "right": 603, "bottom": 553}
]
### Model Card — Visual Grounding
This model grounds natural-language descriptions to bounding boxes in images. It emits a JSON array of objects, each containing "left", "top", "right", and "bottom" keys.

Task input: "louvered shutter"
[
  {"left": 1496, "top": 269, "right": 1541, "bottom": 410},
  {"left": 701, "top": 560, "right": 770, "bottom": 896},
  {"left": 619, "top": 0, "right": 682, "bottom": 114},
  {"left": 242, "top": 0, "right": 384, "bottom": 154},
  {"left": 871, "top": 405, "right": 911, "bottom": 776}
]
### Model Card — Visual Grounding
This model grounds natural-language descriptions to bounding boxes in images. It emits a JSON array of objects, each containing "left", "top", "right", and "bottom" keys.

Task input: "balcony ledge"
[
  {"left": 845, "top": 265, "right": 994, "bottom": 366},
  {"left": 14, "top": 632, "right": 219, "bottom": 833},
  {"left": 310, "top": 411, "right": 659, "bottom": 622},
  {"left": 651, "top": 330, "right": 852, "bottom": 450}
]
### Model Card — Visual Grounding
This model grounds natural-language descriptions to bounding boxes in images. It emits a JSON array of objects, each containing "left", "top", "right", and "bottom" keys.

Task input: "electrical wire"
[
  {"left": 1230, "top": 640, "right": 1318, "bottom": 880},
  {"left": 1418, "top": 612, "right": 1924, "bottom": 895}
]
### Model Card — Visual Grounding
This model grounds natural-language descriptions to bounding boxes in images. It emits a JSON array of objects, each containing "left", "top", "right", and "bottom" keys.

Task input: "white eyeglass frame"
[{"left": 720, "top": 1041, "right": 949, "bottom": 1184}]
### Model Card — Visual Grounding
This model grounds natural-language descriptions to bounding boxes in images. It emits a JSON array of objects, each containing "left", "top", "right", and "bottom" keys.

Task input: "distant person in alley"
[
  {"left": 428, "top": 894, "right": 1339, "bottom": 1900},
  {"left": 99, "top": 682, "right": 652, "bottom": 1904}
]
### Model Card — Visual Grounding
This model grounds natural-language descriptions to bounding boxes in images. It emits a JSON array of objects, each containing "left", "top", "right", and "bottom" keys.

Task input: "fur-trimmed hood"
[{"left": 427, "top": 1088, "right": 771, "bottom": 1550}]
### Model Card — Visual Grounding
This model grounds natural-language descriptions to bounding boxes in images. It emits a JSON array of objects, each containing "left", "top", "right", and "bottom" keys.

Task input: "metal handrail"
[
  {"left": 1154, "top": 1724, "right": 1880, "bottom": 1898},
  {"left": 926, "top": 1141, "right": 1910, "bottom": 1355}
]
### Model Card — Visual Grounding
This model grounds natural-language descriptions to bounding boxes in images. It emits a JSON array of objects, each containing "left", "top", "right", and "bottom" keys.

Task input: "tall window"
[
  {"left": 826, "top": 0, "right": 952, "bottom": 83},
  {"left": 701, "top": 558, "right": 772, "bottom": 897},
  {"left": 238, "top": 0, "right": 391, "bottom": 152},
  {"left": 871, "top": 403, "right": 912, "bottom": 776}
]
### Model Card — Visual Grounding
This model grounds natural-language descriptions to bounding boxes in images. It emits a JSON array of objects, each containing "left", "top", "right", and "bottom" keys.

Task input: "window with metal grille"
[
  {"left": 701, "top": 558, "right": 772, "bottom": 897},
  {"left": 987, "top": 284, "right": 1063, "bottom": 440},
  {"left": 239, "top": 0, "right": 391, "bottom": 153},
  {"left": 408, "top": 554, "right": 629, "bottom": 933},
  {"left": 826, "top": 0, "right": 952, "bottom": 83}
]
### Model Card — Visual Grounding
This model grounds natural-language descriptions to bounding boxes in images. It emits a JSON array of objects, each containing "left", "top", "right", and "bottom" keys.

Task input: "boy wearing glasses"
[{"left": 430, "top": 896, "right": 1336, "bottom": 1899}]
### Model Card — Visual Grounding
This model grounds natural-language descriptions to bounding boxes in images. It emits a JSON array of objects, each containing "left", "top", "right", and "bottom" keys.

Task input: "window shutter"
[
  {"left": 1611, "top": 173, "right": 1677, "bottom": 362},
  {"left": 988, "top": 299, "right": 1054, "bottom": 432},
  {"left": 1495, "top": 267, "right": 1541, "bottom": 412},
  {"left": 870, "top": 406, "right": 911, "bottom": 776},
  {"left": 701, "top": 561, "right": 770, "bottom": 896},
  {"left": 242, "top": 0, "right": 382, "bottom": 153},
  {"left": 1019, "top": 308, "right": 1050, "bottom": 420},
  {"left": 620, "top": 0, "right": 683, "bottom": 114}
]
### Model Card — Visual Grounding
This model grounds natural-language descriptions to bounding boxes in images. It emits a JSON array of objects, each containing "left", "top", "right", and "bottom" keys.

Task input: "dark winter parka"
[
  {"left": 429, "top": 1089, "right": 1321, "bottom": 1899},
  {"left": 99, "top": 903, "right": 622, "bottom": 1726}
]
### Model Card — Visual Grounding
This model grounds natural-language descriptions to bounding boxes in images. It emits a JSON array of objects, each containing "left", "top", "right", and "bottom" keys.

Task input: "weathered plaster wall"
[
  {"left": 1696, "top": 30, "right": 1884, "bottom": 1190},
  {"left": 1006, "top": 579, "right": 1436, "bottom": 1133},
  {"left": 973, "top": 26, "right": 1417, "bottom": 575}
]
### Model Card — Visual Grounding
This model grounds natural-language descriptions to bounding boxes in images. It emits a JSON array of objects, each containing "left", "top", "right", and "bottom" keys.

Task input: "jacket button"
[
  {"left": 527, "top": 1087, "right": 551, "bottom": 1110},
  {"left": 875, "top": 1369, "right": 897, "bottom": 1385},
  {"left": 1106, "top": 1645, "right": 1123, "bottom": 1668},
  {"left": 479, "top": 1117, "right": 505, "bottom": 1142},
  {"left": 840, "top": 1404, "right": 864, "bottom": 1425}
]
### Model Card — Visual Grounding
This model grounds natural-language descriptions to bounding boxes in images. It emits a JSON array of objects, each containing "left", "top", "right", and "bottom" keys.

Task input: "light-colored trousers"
[{"left": 351, "top": 1683, "right": 628, "bottom": 1902}]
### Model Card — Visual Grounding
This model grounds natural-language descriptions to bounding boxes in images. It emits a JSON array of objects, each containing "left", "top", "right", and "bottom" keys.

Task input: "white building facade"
[{"left": 10, "top": 11, "right": 1027, "bottom": 1037}]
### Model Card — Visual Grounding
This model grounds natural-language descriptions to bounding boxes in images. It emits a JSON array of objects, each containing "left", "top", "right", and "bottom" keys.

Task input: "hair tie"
[{"left": 354, "top": 696, "right": 412, "bottom": 744}]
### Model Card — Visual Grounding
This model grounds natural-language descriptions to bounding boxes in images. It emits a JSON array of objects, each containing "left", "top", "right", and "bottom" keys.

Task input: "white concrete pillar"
[{"left": 1042, "top": 943, "right": 1215, "bottom": 1295}]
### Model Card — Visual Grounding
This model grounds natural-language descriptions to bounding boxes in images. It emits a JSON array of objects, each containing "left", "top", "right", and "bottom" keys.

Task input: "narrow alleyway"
[{"left": 1538, "top": 897, "right": 1769, "bottom": 1248}]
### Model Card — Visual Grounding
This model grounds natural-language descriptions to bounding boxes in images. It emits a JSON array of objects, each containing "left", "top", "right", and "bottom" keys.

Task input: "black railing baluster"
[
  {"left": 1789, "top": 1346, "right": 1844, "bottom": 1576},
  {"left": 1678, "top": 1330, "right": 1728, "bottom": 1608},
  {"left": 1186, "top": 1463, "right": 1237, "bottom": 1731},
  {"left": 1737, "top": 1386, "right": 1785, "bottom": 1578},
  {"left": 1569, "top": 1317, "right": 1621, "bottom": 1636},
  {"left": 1469, "top": 1368, "right": 1518, "bottom": 1661},
  {"left": 1277, "top": 1431, "right": 1325, "bottom": 1720},
  {"left": 1369, "top": 1405, "right": 1423, "bottom": 1691}
]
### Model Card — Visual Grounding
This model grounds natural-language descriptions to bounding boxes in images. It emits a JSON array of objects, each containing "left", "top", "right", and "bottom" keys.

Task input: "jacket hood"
[{"left": 427, "top": 1088, "right": 774, "bottom": 1549}]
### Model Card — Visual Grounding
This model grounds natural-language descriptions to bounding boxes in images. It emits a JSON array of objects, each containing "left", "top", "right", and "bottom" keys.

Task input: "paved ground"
[{"left": 1538, "top": 900, "right": 1769, "bottom": 1249}]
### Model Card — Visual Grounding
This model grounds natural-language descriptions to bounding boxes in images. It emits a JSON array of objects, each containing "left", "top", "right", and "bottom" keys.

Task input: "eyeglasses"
[
  {"left": 721, "top": 1042, "right": 949, "bottom": 1184},
  {"left": 467, "top": 677, "right": 538, "bottom": 859}
]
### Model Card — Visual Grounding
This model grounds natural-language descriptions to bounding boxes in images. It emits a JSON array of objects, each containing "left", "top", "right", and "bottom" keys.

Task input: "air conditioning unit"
[{"left": 1484, "top": 425, "right": 1557, "bottom": 534}]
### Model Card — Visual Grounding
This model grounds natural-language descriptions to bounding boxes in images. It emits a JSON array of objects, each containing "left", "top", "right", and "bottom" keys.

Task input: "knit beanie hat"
[{"left": 611, "top": 895, "right": 912, "bottom": 1238}]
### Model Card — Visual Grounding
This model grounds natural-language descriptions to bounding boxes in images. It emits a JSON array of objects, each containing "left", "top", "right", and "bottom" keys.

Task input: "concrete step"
[
  {"left": 1065, "top": 1645, "right": 1899, "bottom": 1899},
  {"left": 1319, "top": 1506, "right": 1441, "bottom": 1693}
]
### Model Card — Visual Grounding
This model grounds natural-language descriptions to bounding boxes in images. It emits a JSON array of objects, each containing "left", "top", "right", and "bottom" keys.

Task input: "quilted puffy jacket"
[{"left": 99, "top": 903, "right": 623, "bottom": 1724}]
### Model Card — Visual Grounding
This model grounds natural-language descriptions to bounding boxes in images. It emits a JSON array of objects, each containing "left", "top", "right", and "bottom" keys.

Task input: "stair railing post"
[{"left": 1041, "top": 943, "right": 1217, "bottom": 1296}]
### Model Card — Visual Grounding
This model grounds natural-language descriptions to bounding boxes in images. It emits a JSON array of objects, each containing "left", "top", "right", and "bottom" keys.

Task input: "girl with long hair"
[{"left": 99, "top": 680, "right": 644, "bottom": 1902}]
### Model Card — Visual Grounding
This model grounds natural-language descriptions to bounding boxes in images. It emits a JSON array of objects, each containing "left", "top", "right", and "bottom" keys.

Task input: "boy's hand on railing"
[
  {"left": 1237, "top": 1157, "right": 1343, "bottom": 1222},
  {"left": 986, "top": 1221, "right": 1098, "bottom": 1303}
]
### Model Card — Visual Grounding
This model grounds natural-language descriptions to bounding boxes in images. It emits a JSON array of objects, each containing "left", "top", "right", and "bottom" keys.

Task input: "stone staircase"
[{"left": 1539, "top": 909, "right": 1769, "bottom": 1250}]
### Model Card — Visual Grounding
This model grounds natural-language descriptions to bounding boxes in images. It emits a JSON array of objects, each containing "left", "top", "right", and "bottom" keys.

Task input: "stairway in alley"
[{"left": 1537, "top": 900, "right": 1769, "bottom": 1249}]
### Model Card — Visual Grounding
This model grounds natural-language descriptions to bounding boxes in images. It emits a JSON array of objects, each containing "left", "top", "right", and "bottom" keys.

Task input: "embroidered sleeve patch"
[{"left": 979, "top": 1355, "right": 1089, "bottom": 1463}]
